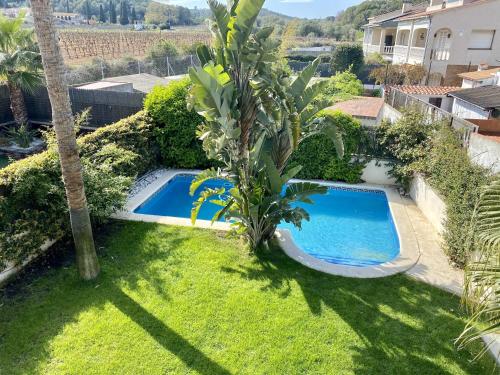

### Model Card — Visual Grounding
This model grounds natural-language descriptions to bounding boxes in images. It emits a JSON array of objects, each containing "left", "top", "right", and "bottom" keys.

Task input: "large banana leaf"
[
  {"left": 226, "top": 0, "right": 265, "bottom": 51},
  {"left": 290, "top": 57, "right": 320, "bottom": 99}
]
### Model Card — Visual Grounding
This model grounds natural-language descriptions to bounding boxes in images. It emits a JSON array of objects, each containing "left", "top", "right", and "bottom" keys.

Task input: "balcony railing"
[
  {"left": 382, "top": 45, "right": 394, "bottom": 55},
  {"left": 393, "top": 45, "right": 408, "bottom": 58},
  {"left": 408, "top": 47, "right": 425, "bottom": 63},
  {"left": 385, "top": 88, "right": 479, "bottom": 146},
  {"left": 432, "top": 48, "right": 450, "bottom": 61}
]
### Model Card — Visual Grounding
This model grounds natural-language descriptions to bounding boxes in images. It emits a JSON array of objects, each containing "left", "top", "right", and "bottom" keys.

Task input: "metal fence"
[
  {"left": 384, "top": 88, "right": 479, "bottom": 146},
  {"left": 0, "top": 85, "right": 145, "bottom": 128}
]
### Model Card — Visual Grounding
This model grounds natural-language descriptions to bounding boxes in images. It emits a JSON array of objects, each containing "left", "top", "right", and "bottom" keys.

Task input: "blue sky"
[{"left": 167, "top": 0, "right": 364, "bottom": 19}]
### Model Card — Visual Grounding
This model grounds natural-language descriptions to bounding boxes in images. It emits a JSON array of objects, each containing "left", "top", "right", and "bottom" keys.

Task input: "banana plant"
[
  {"left": 457, "top": 177, "right": 499, "bottom": 359},
  {"left": 187, "top": 0, "right": 343, "bottom": 248}
]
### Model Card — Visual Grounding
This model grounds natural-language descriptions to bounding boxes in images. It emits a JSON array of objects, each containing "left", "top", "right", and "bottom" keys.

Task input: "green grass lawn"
[{"left": 0, "top": 222, "right": 495, "bottom": 374}]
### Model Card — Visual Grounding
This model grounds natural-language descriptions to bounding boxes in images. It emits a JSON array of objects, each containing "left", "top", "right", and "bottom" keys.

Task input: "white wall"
[
  {"left": 361, "top": 159, "right": 397, "bottom": 185},
  {"left": 468, "top": 133, "right": 500, "bottom": 174},
  {"left": 421, "top": 0, "right": 500, "bottom": 77},
  {"left": 409, "top": 175, "right": 447, "bottom": 234},
  {"left": 452, "top": 98, "right": 490, "bottom": 119}
]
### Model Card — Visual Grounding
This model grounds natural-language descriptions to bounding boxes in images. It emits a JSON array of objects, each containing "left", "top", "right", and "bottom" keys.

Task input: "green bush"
[
  {"left": 377, "top": 111, "right": 491, "bottom": 266},
  {"left": 331, "top": 43, "right": 364, "bottom": 76},
  {"left": 144, "top": 79, "right": 210, "bottom": 169},
  {"left": 0, "top": 112, "right": 158, "bottom": 269},
  {"left": 422, "top": 126, "right": 490, "bottom": 266},
  {"left": 289, "top": 110, "right": 367, "bottom": 183}
]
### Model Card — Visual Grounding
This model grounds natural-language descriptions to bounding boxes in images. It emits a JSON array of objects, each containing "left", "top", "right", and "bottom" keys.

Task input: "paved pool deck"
[{"left": 400, "top": 196, "right": 464, "bottom": 295}]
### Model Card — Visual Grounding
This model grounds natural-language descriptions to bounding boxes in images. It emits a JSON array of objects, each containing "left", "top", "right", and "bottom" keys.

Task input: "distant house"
[
  {"left": 362, "top": 0, "right": 500, "bottom": 86},
  {"left": 458, "top": 66, "right": 500, "bottom": 88},
  {"left": 76, "top": 73, "right": 185, "bottom": 94},
  {"left": 449, "top": 66, "right": 500, "bottom": 119},
  {"left": 53, "top": 12, "right": 85, "bottom": 25},
  {"left": 387, "top": 85, "right": 460, "bottom": 112},
  {"left": 327, "top": 97, "right": 384, "bottom": 127}
]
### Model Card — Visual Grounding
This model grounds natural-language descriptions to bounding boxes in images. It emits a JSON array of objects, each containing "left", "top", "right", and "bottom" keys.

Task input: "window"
[
  {"left": 469, "top": 30, "right": 495, "bottom": 50},
  {"left": 429, "top": 97, "right": 443, "bottom": 108}
]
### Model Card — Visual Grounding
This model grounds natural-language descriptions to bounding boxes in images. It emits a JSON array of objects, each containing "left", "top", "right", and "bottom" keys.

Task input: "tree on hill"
[{"left": 84, "top": 0, "right": 91, "bottom": 22}]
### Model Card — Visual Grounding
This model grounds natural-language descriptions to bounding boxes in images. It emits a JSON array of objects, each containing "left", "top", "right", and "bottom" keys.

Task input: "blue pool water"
[{"left": 135, "top": 174, "right": 400, "bottom": 267}]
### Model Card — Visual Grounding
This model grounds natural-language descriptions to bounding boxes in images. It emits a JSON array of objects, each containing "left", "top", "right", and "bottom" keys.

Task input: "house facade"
[{"left": 362, "top": 0, "right": 500, "bottom": 86}]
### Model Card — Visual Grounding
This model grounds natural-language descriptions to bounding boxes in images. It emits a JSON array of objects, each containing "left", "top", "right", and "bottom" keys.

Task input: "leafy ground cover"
[{"left": 0, "top": 222, "right": 495, "bottom": 374}]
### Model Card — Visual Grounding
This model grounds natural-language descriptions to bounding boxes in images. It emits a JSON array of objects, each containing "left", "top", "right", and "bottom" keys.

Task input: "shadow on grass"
[
  {"left": 221, "top": 244, "right": 494, "bottom": 374},
  {"left": 0, "top": 222, "right": 230, "bottom": 375},
  {"left": 109, "top": 285, "right": 231, "bottom": 375}
]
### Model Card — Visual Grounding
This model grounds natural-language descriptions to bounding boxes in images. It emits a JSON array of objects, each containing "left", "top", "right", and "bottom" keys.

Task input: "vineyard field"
[{"left": 58, "top": 29, "right": 212, "bottom": 64}]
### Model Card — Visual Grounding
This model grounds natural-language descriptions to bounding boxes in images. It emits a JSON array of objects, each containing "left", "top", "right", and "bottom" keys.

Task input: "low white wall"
[
  {"left": 409, "top": 175, "right": 447, "bottom": 234},
  {"left": 468, "top": 133, "right": 500, "bottom": 174},
  {"left": 382, "top": 103, "right": 402, "bottom": 123},
  {"left": 361, "top": 159, "right": 397, "bottom": 185}
]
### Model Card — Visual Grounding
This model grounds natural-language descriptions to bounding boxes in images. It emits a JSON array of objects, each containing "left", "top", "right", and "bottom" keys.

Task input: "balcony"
[
  {"left": 408, "top": 47, "right": 425, "bottom": 63},
  {"left": 363, "top": 44, "right": 395, "bottom": 56}
]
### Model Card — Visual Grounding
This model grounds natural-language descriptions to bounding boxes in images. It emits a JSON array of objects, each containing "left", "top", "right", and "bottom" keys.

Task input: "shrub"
[
  {"left": 289, "top": 110, "right": 367, "bottom": 183},
  {"left": 0, "top": 112, "right": 158, "bottom": 268},
  {"left": 422, "top": 126, "right": 490, "bottom": 266},
  {"left": 376, "top": 111, "right": 436, "bottom": 188},
  {"left": 331, "top": 43, "right": 364, "bottom": 76},
  {"left": 144, "top": 79, "right": 210, "bottom": 169}
]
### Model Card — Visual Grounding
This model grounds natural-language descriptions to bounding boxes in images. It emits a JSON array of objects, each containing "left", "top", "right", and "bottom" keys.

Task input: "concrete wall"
[
  {"left": 361, "top": 159, "right": 397, "bottom": 185},
  {"left": 468, "top": 133, "right": 500, "bottom": 173},
  {"left": 410, "top": 175, "right": 447, "bottom": 234},
  {"left": 452, "top": 98, "right": 490, "bottom": 119},
  {"left": 422, "top": 0, "right": 500, "bottom": 79},
  {"left": 382, "top": 103, "right": 403, "bottom": 123}
]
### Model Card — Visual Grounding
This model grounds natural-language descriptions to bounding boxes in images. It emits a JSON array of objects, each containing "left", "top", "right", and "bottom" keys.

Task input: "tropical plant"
[
  {"left": 457, "top": 177, "right": 500, "bottom": 359},
  {"left": 187, "top": 0, "right": 343, "bottom": 249},
  {"left": 5, "top": 122, "right": 36, "bottom": 148},
  {"left": 0, "top": 12, "right": 43, "bottom": 126},
  {"left": 31, "top": 0, "right": 100, "bottom": 280}
]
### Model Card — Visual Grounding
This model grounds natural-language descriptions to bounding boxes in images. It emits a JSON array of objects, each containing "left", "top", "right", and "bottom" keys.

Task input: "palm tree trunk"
[
  {"left": 30, "top": 0, "right": 100, "bottom": 280},
  {"left": 7, "top": 81, "right": 29, "bottom": 125}
]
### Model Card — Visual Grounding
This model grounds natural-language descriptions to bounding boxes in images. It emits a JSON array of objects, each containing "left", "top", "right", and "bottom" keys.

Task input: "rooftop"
[
  {"left": 76, "top": 81, "right": 131, "bottom": 90},
  {"left": 101, "top": 73, "right": 185, "bottom": 93},
  {"left": 399, "top": 0, "right": 487, "bottom": 21},
  {"left": 365, "top": 3, "right": 427, "bottom": 27},
  {"left": 458, "top": 68, "right": 500, "bottom": 81},
  {"left": 390, "top": 85, "right": 462, "bottom": 96},
  {"left": 448, "top": 85, "right": 500, "bottom": 110},
  {"left": 327, "top": 97, "right": 384, "bottom": 119}
]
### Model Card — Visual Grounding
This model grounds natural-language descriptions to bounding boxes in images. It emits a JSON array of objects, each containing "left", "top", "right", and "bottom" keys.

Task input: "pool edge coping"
[{"left": 113, "top": 169, "right": 421, "bottom": 279}]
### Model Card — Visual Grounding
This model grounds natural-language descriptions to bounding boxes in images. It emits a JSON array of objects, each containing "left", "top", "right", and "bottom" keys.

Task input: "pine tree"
[
  {"left": 130, "top": 6, "right": 136, "bottom": 23},
  {"left": 109, "top": 0, "right": 116, "bottom": 23},
  {"left": 99, "top": 4, "right": 106, "bottom": 23}
]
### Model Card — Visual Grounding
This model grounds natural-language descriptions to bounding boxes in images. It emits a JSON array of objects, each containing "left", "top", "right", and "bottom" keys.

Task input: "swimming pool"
[{"left": 134, "top": 173, "right": 400, "bottom": 268}]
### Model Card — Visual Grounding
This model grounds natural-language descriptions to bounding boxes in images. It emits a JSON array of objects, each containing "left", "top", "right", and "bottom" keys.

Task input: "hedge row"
[{"left": 0, "top": 112, "right": 158, "bottom": 269}]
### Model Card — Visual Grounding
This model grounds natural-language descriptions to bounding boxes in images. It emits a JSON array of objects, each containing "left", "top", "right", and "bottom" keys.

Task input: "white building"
[
  {"left": 362, "top": 0, "right": 500, "bottom": 86},
  {"left": 449, "top": 68, "right": 500, "bottom": 119}
]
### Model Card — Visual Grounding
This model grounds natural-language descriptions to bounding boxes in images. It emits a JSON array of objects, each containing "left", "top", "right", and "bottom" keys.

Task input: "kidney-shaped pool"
[{"left": 134, "top": 173, "right": 400, "bottom": 268}]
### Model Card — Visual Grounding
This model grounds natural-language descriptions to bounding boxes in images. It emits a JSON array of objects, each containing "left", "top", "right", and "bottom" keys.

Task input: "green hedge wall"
[
  {"left": 289, "top": 110, "right": 367, "bottom": 183},
  {"left": 144, "top": 78, "right": 211, "bottom": 169},
  {"left": 0, "top": 112, "right": 158, "bottom": 269}
]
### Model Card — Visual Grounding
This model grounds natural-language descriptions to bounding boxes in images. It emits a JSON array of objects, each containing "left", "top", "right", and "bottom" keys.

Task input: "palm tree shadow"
[
  {"left": 220, "top": 245, "right": 492, "bottom": 374},
  {"left": 108, "top": 284, "right": 231, "bottom": 375}
]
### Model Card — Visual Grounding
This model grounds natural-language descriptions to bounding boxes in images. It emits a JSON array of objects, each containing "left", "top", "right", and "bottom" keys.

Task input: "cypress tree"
[
  {"left": 119, "top": 0, "right": 128, "bottom": 25},
  {"left": 84, "top": 0, "right": 91, "bottom": 22},
  {"left": 65, "top": 0, "right": 70, "bottom": 13},
  {"left": 109, "top": 0, "right": 116, "bottom": 23},
  {"left": 99, "top": 4, "right": 106, "bottom": 23},
  {"left": 130, "top": 6, "right": 136, "bottom": 23}
]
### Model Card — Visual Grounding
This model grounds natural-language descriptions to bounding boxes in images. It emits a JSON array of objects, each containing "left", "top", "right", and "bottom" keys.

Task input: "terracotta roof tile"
[
  {"left": 327, "top": 97, "right": 384, "bottom": 119},
  {"left": 390, "top": 85, "right": 462, "bottom": 96}
]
